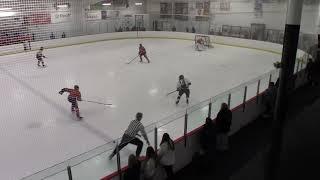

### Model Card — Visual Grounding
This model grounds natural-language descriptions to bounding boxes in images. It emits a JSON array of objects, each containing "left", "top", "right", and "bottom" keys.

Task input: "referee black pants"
[{"left": 112, "top": 134, "right": 143, "bottom": 157}]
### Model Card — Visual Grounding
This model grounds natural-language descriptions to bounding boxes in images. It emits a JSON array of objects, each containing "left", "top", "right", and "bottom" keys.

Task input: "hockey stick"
[
  {"left": 82, "top": 100, "right": 113, "bottom": 106},
  {"left": 166, "top": 90, "right": 177, "bottom": 96},
  {"left": 126, "top": 55, "right": 139, "bottom": 64}
]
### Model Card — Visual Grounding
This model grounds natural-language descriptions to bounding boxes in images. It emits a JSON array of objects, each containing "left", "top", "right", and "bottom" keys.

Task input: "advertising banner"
[
  {"left": 51, "top": 11, "right": 72, "bottom": 23},
  {"left": 85, "top": 11, "right": 102, "bottom": 21}
]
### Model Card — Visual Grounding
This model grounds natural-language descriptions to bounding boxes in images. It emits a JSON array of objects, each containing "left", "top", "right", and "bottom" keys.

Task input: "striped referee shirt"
[{"left": 124, "top": 119, "right": 149, "bottom": 142}]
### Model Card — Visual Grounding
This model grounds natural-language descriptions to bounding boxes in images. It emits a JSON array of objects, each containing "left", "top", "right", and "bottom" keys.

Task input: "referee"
[{"left": 109, "top": 112, "right": 150, "bottom": 160}]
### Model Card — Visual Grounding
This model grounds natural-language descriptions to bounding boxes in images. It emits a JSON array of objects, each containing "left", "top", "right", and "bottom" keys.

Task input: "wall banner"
[
  {"left": 51, "top": 11, "right": 72, "bottom": 23},
  {"left": 85, "top": 11, "right": 102, "bottom": 21}
]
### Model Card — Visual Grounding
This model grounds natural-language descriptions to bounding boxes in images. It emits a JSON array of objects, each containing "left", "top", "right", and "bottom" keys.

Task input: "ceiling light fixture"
[
  {"left": 0, "top": 11, "right": 15, "bottom": 17},
  {"left": 57, "top": 4, "right": 68, "bottom": 8},
  {"left": 0, "top": 8, "right": 13, "bottom": 11}
]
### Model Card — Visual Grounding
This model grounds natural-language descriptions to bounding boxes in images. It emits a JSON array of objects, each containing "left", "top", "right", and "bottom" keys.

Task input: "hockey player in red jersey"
[
  {"left": 59, "top": 85, "right": 82, "bottom": 119},
  {"left": 138, "top": 44, "right": 150, "bottom": 63}
]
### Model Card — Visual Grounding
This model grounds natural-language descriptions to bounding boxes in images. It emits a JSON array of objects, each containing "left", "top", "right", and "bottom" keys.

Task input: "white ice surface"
[{"left": 0, "top": 38, "right": 280, "bottom": 180}]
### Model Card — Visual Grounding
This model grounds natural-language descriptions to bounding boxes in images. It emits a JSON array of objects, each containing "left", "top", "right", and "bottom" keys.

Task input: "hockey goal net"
[{"left": 194, "top": 35, "right": 213, "bottom": 49}]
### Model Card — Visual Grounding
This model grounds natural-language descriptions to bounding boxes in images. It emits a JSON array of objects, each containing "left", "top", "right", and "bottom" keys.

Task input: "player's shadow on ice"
[{"left": 0, "top": 67, "right": 113, "bottom": 143}]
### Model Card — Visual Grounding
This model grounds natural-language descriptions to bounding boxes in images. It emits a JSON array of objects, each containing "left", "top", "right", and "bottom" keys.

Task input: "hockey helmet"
[
  {"left": 179, "top": 75, "right": 184, "bottom": 80},
  {"left": 136, "top": 112, "right": 143, "bottom": 120}
]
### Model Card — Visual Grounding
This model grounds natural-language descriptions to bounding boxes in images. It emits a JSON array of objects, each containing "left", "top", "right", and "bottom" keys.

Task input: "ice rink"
[{"left": 0, "top": 38, "right": 280, "bottom": 179}]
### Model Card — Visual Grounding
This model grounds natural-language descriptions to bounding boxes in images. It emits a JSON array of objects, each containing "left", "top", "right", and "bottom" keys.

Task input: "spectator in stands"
[
  {"left": 172, "top": 26, "right": 176, "bottom": 32},
  {"left": 32, "top": 33, "right": 35, "bottom": 41},
  {"left": 124, "top": 154, "right": 141, "bottom": 180},
  {"left": 215, "top": 103, "right": 232, "bottom": 152},
  {"left": 192, "top": 26, "right": 196, "bottom": 33},
  {"left": 61, "top": 32, "right": 66, "bottom": 38},
  {"left": 118, "top": 26, "right": 123, "bottom": 32},
  {"left": 50, "top": 32, "right": 55, "bottom": 39},
  {"left": 306, "top": 58, "right": 316, "bottom": 86},
  {"left": 263, "top": 82, "right": 277, "bottom": 118},
  {"left": 158, "top": 133, "right": 175, "bottom": 179},
  {"left": 131, "top": 26, "right": 136, "bottom": 31},
  {"left": 141, "top": 146, "right": 157, "bottom": 180},
  {"left": 209, "top": 29, "right": 214, "bottom": 35},
  {"left": 200, "top": 117, "right": 217, "bottom": 172},
  {"left": 201, "top": 117, "right": 216, "bottom": 156}
]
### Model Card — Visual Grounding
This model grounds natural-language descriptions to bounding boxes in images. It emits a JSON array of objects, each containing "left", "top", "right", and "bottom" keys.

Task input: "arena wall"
[{"left": 0, "top": 31, "right": 305, "bottom": 58}]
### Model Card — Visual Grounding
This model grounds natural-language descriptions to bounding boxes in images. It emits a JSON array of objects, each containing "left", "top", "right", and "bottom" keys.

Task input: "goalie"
[{"left": 195, "top": 38, "right": 205, "bottom": 51}]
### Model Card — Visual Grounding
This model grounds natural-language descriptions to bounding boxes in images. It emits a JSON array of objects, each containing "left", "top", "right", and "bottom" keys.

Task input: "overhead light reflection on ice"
[
  {"left": 108, "top": 71, "right": 115, "bottom": 78},
  {"left": 65, "top": 75, "right": 77, "bottom": 85},
  {"left": 12, "top": 88, "right": 27, "bottom": 101},
  {"left": 43, "top": 118, "right": 57, "bottom": 128},
  {"left": 148, "top": 88, "right": 158, "bottom": 96}
]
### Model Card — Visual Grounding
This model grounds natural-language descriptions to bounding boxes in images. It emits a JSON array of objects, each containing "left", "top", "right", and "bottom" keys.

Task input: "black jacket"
[
  {"left": 216, "top": 109, "right": 232, "bottom": 133},
  {"left": 201, "top": 120, "right": 217, "bottom": 151},
  {"left": 123, "top": 161, "right": 141, "bottom": 180}
]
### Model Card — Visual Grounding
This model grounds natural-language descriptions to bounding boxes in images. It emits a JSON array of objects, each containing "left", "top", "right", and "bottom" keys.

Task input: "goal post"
[{"left": 194, "top": 35, "right": 214, "bottom": 49}]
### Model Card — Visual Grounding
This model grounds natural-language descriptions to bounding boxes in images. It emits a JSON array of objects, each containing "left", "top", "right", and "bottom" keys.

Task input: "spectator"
[
  {"left": 275, "top": 77, "right": 280, "bottom": 88},
  {"left": 263, "top": 82, "right": 277, "bottom": 118},
  {"left": 158, "top": 133, "right": 175, "bottom": 179},
  {"left": 200, "top": 117, "right": 216, "bottom": 172},
  {"left": 61, "top": 32, "right": 66, "bottom": 38},
  {"left": 209, "top": 29, "right": 214, "bottom": 35},
  {"left": 141, "top": 146, "right": 157, "bottom": 180},
  {"left": 186, "top": 27, "right": 189, "bottom": 32},
  {"left": 215, "top": 103, "right": 232, "bottom": 152},
  {"left": 131, "top": 26, "right": 136, "bottom": 31},
  {"left": 172, "top": 26, "right": 176, "bottom": 32},
  {"left": 50, "top": 32, "right": 55, "bottom": 39},
  {"left": 124, "top": 154, "right": 141, "bottom": 180},
  {"left": 192, "top": 26, "right": 196, "bottom": 33},
  {"left": 118, "top": 26, "right": 123, "bottom": 32},
  {"left": 201, "top": 117, "right": 216, "bottom": 155},
  {"left": 305, "top": 58, "right": 316, "bottom": 86}
]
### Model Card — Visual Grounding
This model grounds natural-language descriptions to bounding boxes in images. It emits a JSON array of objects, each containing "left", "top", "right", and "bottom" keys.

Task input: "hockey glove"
[{"left": 59, "top": 88, "right": 66, "bottom": 95}]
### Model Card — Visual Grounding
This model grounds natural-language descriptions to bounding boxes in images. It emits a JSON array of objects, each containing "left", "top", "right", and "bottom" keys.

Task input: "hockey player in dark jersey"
[
  {"left": 36, "top": 47, "right": 46, "bottom": 67},
  {"left": 59, "top": 85, "right": 82, "bottom": 119},
  {"left": 138, "top": 44, "right": 150, "bottom": 63},
  {"left": 176, "top": 75, "right": 191, "bottom": 105}
]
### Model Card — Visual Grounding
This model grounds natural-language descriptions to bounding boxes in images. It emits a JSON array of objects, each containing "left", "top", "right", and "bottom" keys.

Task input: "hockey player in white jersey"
[
  {"left": 176, "top": 75, "right": 191, "bottom": 105},
  {"left": 36, "top": 47, "right": 46, "bottom": 67}
]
